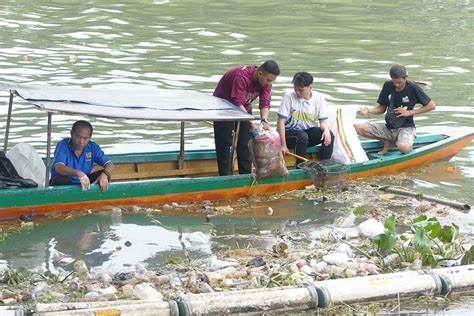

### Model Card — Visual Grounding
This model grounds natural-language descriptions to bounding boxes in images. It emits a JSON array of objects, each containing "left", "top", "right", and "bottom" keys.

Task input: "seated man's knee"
[
  {"left": 296, "top": 131, "right": 309, "bottom": 144},
  {"left": 354, "top": 123, "right": 365, "bottom": 135},
  {"left": 398, "top": 142, "right": 413, "bottom": 154}
]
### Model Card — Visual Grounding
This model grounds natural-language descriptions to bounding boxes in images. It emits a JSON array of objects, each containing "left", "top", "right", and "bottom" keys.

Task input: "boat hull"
[{"left": 1, "top": 132, "right": 472, "bottom": 220}]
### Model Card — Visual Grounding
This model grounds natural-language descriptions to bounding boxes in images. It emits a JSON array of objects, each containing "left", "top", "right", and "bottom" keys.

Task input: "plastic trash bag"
[
  {"left": 0, "top": 151, "right": 38, "bottom": 189},
  {"left": 250, "top": 127, "right": 288, "bottom": 179},
  {"left": 6, "top": 143, "right": 46, "bottom": 188}
]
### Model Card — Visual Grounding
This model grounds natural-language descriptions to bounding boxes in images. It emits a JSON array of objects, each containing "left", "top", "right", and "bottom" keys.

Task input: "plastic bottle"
[
  {"left": 310, "top": 261, "right": 328, "bottom": 273},
  {"left": 133, "top": 283, "right": 164, "bottom": 301}
]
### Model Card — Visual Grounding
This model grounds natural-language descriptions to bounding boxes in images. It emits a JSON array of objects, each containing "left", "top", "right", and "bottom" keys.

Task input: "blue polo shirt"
[{"left": 51, "top": 138, "right": 111, "bottom": 184}]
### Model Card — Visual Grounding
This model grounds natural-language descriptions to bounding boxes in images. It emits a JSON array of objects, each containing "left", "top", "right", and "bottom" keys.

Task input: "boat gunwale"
[
  {"left": 1, "top": 131, "right": 471, "bottom": 205},
  {"left": 105, "top": 134, "right": 446, "bottom": 164}
]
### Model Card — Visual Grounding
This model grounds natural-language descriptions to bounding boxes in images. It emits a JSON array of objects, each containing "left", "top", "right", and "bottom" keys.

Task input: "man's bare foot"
[{"left": 378, "top": 140, "right": 392, "bottom": 155}]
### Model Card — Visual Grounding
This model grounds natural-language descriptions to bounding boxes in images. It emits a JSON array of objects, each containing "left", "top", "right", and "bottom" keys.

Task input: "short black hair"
[
  {"left": 292, "top": 72, "right": 313, "bottom": 87},
  {"left": 71, "top": 120, "right": 93, "bottom": 136},
  {"left": 258, "top": 60, "right": 280, "bottom": 76},
  {"left": 389, "top": 64, "right": 407, "bottom": 79}
]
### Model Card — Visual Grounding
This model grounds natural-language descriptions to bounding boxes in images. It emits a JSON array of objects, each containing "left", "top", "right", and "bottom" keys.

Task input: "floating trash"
[
  {"left": 273, "top": 242, "right": 289, "bottom": 256},
  {"left": 267, "top": 207, "right": 274, "bottom": 216}
]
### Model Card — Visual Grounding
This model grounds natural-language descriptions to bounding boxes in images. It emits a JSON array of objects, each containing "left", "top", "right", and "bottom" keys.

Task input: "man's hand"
[
  {"left": 78, "top": 172, "right": 91, "bottom": 191},
  {"left": 321, "top": 129, "right": 332, "bottom": 146},
  {"left": 395, "top": 107, "right": 412, "bottom": 117},
  {"left": 94, "top": 173, "right": 110, "bottom": 191},
  {"left": 260, "top": 118, "right": 270, "bottom": 130},
  {"left": 357, "top": 107, "right": 369, "bottom": 116},
  {"left": 250, "top": 121, "right": 257, "bottom": 131},
  {"left": 281, "top": 145, "right": 289, "bottom": 154}
]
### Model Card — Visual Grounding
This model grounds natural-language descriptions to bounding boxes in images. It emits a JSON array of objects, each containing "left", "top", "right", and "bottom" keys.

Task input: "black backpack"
[{"left": 0, "top": 151, "right": 38, "bottom": 189}]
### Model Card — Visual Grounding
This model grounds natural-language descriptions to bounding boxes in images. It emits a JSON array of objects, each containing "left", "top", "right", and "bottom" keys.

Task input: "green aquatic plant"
[
  {"left": 371, "top": 214, "right": 397, "bottom": 255},
  {"left": 165, "top": 257, "right": 183, "bottom": 265},
  {"left": 370, "top": 214, "right": 467, "bottom": 268},
  {"left": 412, "top": 215, "right": 462, "bottom": 267},
  {"left": 1, "top": 269, "right": 23, "bottom": 287},
  {"left": 393, "top": 242, "right": 416, "bottom": 263},
  {"left": 461, "top": 246, "right": 474, "bottom": 265},
  {"left": 353, "top": 205, "right": 367, "bottom": 216}
]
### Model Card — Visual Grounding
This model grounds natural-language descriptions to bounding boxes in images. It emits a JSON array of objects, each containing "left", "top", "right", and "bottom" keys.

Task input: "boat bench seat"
[
  {"left": 106, "top": 146, "right": 323, "bottom": 181},
  {"left": 109, "top": 159, "right": 219, "bottom": 181}
]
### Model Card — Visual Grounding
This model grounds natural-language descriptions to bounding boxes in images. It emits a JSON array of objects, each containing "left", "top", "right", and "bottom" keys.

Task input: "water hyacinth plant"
[{"left": 371, "top": 214, "right": 472, "bottom": 268}]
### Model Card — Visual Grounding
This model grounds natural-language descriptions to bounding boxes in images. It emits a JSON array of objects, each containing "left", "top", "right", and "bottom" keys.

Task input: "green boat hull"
[{"left": 0, "top": 132, "right": 472, "bottom": 220}]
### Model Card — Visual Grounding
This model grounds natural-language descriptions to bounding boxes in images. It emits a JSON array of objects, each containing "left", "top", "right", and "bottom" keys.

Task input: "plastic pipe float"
[
  {"left": 34, "top": 300, "right": 179, "bottom": 316},
  {"left": 433, "top": 265, "right": 474, "bottom": 295},
  {"left": 26, "top": 265, "right": 474, "bottom": 315},
  {"left": 314, "top": 269, "right": 443, "bottom": 307},
  {"left": 178, "top": 284, "right": 318, "bottom": 315}
]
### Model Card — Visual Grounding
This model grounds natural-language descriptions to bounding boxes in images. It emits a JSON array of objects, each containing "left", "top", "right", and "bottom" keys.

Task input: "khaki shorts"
[{"left": 364, "top": 122, "right": 416, "bottom": 147}]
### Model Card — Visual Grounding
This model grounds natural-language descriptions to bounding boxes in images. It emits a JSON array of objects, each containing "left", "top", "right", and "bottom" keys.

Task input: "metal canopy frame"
[{"left": 2, "top": 87, "right": 254, "bottom": 188}]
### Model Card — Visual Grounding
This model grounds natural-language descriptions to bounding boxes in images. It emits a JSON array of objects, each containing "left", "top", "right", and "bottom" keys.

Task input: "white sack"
[
  {"left": 327, "top": 107, "right": 368, "bottom": 164},
  {"left": 6, "top": 143, "right": 46, "bottom": 188}
]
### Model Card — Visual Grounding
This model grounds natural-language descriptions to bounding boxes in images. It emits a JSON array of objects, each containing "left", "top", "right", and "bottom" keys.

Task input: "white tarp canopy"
[{"left": 0, "top": 82, "right": 254, "bottom": 121}]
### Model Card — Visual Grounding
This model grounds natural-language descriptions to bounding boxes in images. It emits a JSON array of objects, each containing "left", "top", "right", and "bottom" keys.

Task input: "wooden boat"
[
  {"left": 0, "top": 131, "right": 472, "bottom": 220},
  {"left": 1, "top": 82, "right": 473, "bottom": 220}
]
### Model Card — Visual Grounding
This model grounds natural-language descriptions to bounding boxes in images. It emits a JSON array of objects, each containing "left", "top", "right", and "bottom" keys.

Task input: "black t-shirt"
[{"left": 377, "top": 80, "right": 431, "bottom": 129}]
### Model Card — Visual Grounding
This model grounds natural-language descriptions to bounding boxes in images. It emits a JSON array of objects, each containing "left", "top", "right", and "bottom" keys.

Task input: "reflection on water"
[
  {"left": 2, "top": 192, "right": 469, "bottom": 273},
  {"left": 0, "top": 199, "right": 340, "bottom": 272}
]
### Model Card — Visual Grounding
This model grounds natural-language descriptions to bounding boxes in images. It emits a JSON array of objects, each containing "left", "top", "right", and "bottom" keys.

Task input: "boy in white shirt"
[{"left": 277, "top": 72, "right": 334, "bottom": 165}]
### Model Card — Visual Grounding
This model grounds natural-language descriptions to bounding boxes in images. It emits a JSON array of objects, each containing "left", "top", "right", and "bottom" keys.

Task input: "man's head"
[
  {"left": 70, "top": 120, "right": 93, "bottom": 150},
  {"left": 389, "top": 64, "right": 407, "bottom": 91},
  {"left": 255, "top": 60, "right": 280, "bottom": 87},
  {"left": 292, "top": 72, "right": 313, "bottom": 100}
]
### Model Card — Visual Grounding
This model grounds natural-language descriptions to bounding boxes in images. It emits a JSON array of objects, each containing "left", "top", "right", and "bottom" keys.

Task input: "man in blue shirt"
[
  {"left": 50, "top": 120, "right": 114, "bottom": 191},
  {"left": 355, "top": 64, "right": 436, "bottom": 155}
]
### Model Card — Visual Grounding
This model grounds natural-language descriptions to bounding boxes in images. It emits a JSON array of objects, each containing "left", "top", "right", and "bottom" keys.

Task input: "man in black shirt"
[{"left": 355, "top": 64, "right": 436, "bottom": 155}]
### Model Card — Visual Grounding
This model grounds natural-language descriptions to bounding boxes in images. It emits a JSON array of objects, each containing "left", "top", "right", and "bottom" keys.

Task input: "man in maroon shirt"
[{"left": 213, "top": 60, "right": 280, "bottom": 176}]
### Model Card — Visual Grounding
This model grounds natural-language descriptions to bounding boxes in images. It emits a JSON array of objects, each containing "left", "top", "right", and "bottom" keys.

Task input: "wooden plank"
[{"left": 110, "top": 160, "right": 219, "bottom": 180}]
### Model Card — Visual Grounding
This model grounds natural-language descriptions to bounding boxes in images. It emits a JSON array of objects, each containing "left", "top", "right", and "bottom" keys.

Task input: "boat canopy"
[{"left": 0, "top": 81, "right": 254, "bottom": 121}]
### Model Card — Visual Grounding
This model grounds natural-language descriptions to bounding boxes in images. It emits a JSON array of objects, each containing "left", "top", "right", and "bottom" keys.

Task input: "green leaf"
[
  {"left": 440, "top": 243, "right": 457, "bottom": 259},
  {"left": 399, "top": 233, "right": 410, "bottom": 241},
  {"left": 165, "top": 257, "right": 183, "bottom": 265},
  {"left": 413, "top": 216, "right": 439, "bottom": 230},
  {"left": 414, "top": 227, "right": 431, "bottom": 255},
  {"left": 439, "top": 224, "right": 460, "bottom": 244},
  {"left": 423, "top": 252, "right": 437, "bottom": 267},
  {"left": 461, "top": 246, "right": 474, "bottom": 265},
  {"left": 372, "top": 233, "right": 397, "bottom": 253},
  {"left": 384, "top": 214, "right": 397, "bottom": 235},
  {"left": 428, "top": 221, "right": 442, "bottom": 239},
  {"left": 413, "top": 215, "right": 427, "bottom": 223},
  {"left": 353, "top": 206, "right": 366, "bottom": 216}
]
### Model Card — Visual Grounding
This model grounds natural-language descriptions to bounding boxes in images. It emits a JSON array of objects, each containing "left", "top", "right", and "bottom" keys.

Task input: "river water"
[
  {"left": 0, "top": 0, "right": 473, "bottom": 311},
  {"left": 1, "top": 0, "right": 473, "bottom": 200}
]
